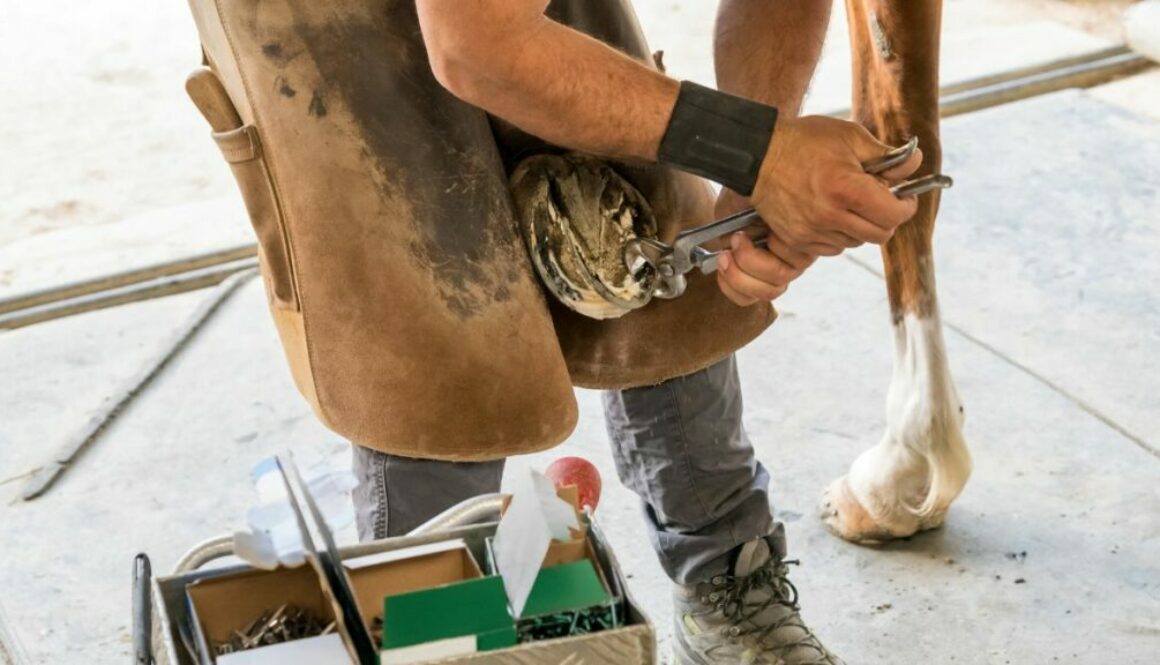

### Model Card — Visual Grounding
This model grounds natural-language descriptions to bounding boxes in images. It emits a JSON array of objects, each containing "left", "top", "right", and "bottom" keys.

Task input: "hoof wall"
[{"left": 820, "top": 476, "right": 904, "bottom": 546}]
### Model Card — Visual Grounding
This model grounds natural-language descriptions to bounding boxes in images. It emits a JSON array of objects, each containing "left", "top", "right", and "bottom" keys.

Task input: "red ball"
[{"left": 545, "top": 456, "right": 602, "bottom": 512}]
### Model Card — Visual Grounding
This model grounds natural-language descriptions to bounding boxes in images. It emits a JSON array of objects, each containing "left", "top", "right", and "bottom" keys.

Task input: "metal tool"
[
  {"left": 212, "top": 605, "right": 335, "bottom": 656},
  {"left": 133, "top": 554, "right": 154, "bottom": 665},
  {"left": 623, "top": 137, "right": 953, "bottom": 300}
]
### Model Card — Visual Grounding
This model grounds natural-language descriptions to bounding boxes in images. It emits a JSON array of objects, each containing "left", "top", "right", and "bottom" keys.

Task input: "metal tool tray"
[{"left": 144, "top": 496, "right": 656, "bottom": 665}]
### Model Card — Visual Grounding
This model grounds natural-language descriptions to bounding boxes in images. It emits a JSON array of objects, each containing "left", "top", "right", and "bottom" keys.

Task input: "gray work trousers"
[{"left": 351, "top": 355, "right": 781, "bottom": 585}]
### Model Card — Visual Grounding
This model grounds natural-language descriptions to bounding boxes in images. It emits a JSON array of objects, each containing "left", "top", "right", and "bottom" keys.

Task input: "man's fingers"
[
  {"left": 795, "top": 241, "right": 844, "bottom": 257},
  {"left": 717, "top": 247, "right": 789, "bottom": 302},
  {"left": 717, "top": 272, "right": 758, "bottom": 306},
  {"left": 730, "top": 233, "right": 801, "bottom": 283},
  {"left": 806, "top": 209, "right": 887, "bottom": 246},
  {"left": 784, "top": 224, "right": 859, "bottom": 252},
  {"left": 765, "top": 233, "right": 816, "bottom": 271},
  {"left": 818, "top": 229, "right": 863, "bottom": 249},
  {"left": 847, "top": 212, "right": 896, "bottom": 244},
  {"left": 716, "top": 253, "right": 758, "bottom": 306},
  {"left": 848, "top": 125, "right": 924, "bottom": 180},
  {"left": 877, "top": 146, "right": 923, "bottom": 181},
  {"left": 840, "top": 174, "right": 920, "bottom": 232}
]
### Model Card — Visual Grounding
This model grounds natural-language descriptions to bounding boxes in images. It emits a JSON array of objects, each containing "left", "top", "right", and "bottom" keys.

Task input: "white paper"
[
  {"left": 492, "top": 470, "right": 581, "bottom": 616},
  {"left": 231, "top": 530, "right": 281, "bottom": 571},
  {"left": 381, "top": 635, "right": 478, "bottom": 664},
  {"left": 234, "top": 454, "right": 356, "bottom": 569},
  {"left": 532, "top": 471, "right": 580, "bottom": 541},
  {"left": 216, "top": 633, "right": 350, "bottom": 665}
]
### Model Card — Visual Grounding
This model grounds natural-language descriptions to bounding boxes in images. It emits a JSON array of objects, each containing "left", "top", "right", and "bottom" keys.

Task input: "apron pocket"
[{"left": 213, "top": 125, "right": 299, "bottom": 311}]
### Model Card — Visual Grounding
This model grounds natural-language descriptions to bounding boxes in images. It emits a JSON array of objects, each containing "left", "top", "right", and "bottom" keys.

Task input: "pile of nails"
[{"left": 214, "top": 604, "right": 336, "bottom": 655}]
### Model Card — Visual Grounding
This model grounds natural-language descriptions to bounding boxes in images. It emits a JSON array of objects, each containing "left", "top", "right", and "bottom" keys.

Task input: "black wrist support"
[{"left": 657, "top": 81, "right": 778, "bottom": 197}]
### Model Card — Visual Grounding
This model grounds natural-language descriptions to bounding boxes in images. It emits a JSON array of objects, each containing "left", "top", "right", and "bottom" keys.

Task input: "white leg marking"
[{"left": 845, "top": 309, "right": 972, "bottom": 535}]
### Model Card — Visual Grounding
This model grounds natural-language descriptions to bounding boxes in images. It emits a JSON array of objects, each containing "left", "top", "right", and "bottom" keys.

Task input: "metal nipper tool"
[{"left": 623, "top": 137, "right": 953, "bottom": 300}]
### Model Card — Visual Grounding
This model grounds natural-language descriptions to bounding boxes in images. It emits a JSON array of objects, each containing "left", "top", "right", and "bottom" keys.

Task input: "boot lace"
[{"left": 707, "top": 559, "right": 839, "bottom": 665}]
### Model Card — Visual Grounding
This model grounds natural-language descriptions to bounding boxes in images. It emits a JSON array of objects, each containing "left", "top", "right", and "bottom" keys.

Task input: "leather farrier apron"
[{"left": 184, "top": 0, "right": 774, "bottom": 460}]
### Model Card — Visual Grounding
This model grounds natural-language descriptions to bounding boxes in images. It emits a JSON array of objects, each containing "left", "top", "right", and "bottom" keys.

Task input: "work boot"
[{"left": 671, "top": 537, "right": 844, "bottom": 665}]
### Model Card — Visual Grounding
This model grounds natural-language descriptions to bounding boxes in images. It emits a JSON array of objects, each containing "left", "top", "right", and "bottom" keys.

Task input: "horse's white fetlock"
[{"left": 822, "top": 312, "right": 972, "bottom": 544}]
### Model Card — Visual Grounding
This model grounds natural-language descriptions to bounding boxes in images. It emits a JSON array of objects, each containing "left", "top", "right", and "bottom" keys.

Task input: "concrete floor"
[{"left": 1, "top": 82, "right": 1158, "bottom": 663}]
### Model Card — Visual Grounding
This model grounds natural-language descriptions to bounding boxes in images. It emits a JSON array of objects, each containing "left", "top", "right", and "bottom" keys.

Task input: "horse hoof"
[{"left": 819, "top": 476, "right": 903, "bottom": 546}]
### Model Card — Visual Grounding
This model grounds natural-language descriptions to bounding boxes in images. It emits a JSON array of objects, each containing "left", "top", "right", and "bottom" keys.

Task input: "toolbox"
[{"left": 142, "top": 459, "right": 656, "bottom": 665}]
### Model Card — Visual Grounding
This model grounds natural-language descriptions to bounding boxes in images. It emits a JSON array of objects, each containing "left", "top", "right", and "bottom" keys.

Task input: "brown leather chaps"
[{"left": 185, "top": 0, "right": 773, "bottom": 460}]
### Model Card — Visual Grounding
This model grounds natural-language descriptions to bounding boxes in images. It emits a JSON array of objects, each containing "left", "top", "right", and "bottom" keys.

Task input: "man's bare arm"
[
  {"left": 715, "top": 0, "right": 830, "bottom": 113},
  {"left": 711, "top": 0, "right": 833, "bottom": 304},
  {"left": 416, "top": 0, "right": 919, "bottom": 263},
  {"left": 417, "top": 0, "right": 677, "bottom": 161}
]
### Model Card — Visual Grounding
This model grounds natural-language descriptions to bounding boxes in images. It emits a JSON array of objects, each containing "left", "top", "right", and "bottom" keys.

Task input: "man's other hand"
[
  {"left": 751, "top": 116, "right": 923, "bottom": 257},
  {"left": 713, "top": 189, "right": 816, "bottom": 307}
]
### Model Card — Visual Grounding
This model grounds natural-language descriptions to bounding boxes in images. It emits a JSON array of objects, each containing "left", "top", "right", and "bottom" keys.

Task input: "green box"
[
  {"left": 522, "top": 559, "right": 609, "bottom": 617},
  {"left": 518, "top": 559, "right": 618, "bottom": 642},
  {"left": 381, "top": 576, "right": 516, "bottom": 659},
  {"left": 484, "top": 537, "right": 623, "bottom": 643}
]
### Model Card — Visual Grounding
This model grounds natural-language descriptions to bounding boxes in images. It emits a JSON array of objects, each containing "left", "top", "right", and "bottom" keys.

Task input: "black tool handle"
[{"left": 132, "top": 553, "right": 154, "bottom": 665}]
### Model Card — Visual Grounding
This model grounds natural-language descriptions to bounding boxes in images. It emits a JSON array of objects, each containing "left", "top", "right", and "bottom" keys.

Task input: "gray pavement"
[{"left": 2, "top": 71, "right": 1159, "bottom": 665}]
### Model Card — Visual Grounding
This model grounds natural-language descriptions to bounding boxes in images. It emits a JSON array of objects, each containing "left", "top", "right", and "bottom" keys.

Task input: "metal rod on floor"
[
  {"left": 0, "top": 257, "right": 258, "bottom": 331},
  {"left": 938, "top": 45, "right": 1133, "bottom": 96},
  {"left": 939, "top": 49, "right": 1152, "bottom": 118},
  {"left": 0, "top": 244, "right": 256, "bottom": 316},
  {"left": 825, "top": 45, "right": 1152, "bottom": 119},
  {"left": 18, "top": 269, "right": 259, "bottom": 501}
]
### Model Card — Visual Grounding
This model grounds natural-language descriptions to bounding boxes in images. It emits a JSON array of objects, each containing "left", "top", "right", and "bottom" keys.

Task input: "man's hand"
[
  {"left": 418, "top": 0, "right": 916, "bottom": 306},
  {"left": 750, "top": 116, "right": 923, "bottom": 257},
  {"left": 713, "top": 189, "right": 816, "bottom": 307}
]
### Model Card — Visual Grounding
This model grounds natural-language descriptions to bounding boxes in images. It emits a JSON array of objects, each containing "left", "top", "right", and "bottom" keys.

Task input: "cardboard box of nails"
[{"left": 177, "top": 457, "right": 655, "bottom": 664}]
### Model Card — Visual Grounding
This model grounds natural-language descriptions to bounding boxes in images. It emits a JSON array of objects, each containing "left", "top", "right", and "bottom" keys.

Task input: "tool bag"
[{"left": 184, "top": 0, "right": 773, "bottom": 460}]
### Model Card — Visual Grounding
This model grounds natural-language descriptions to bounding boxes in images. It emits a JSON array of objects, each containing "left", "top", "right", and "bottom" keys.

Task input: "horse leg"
[{"left": 820, "top": 0, "right": 972, "bottom": 544}]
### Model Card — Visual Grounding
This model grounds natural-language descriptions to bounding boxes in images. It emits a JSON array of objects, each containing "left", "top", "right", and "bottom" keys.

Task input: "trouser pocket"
[{"left": 212, "top": 124, "right": 299, "bottom": 310}]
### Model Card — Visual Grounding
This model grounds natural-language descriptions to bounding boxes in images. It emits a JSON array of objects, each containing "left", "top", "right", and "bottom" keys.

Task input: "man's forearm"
[
  {"left": 715, "top": 0, "right": 831, "bottom": 114},
  {"left": 419, "top": 0, "right": 919, "bottom": 291},
  {"left": 418, "top": 2, "right": 678, "bottom": 162}
]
